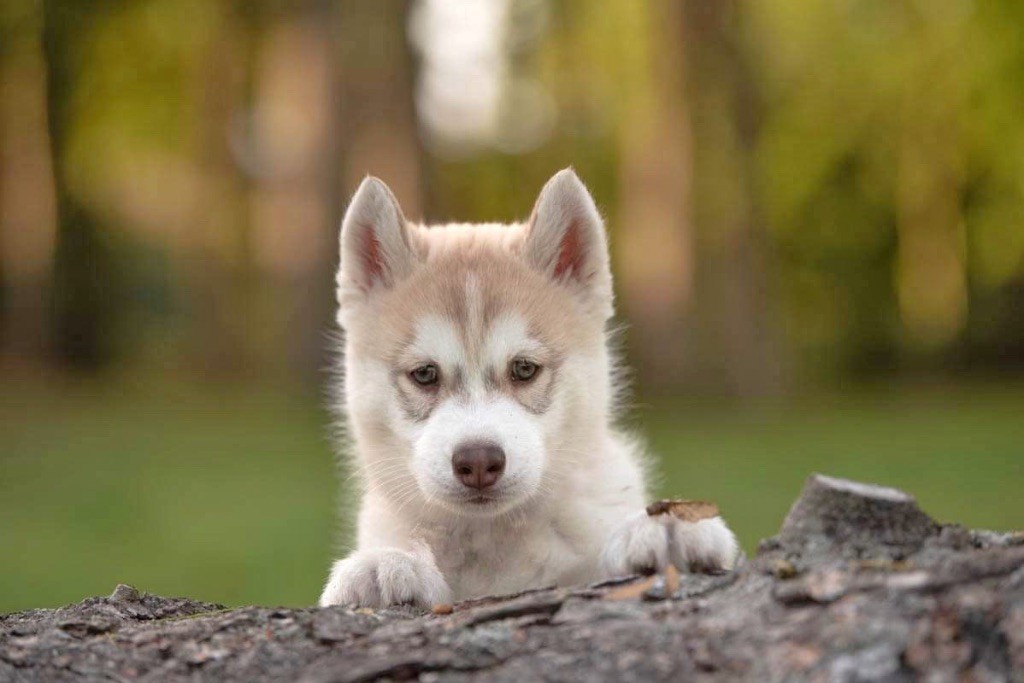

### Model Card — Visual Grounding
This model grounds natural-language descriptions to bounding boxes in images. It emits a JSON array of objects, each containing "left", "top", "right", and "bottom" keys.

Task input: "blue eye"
[
  {"left": 410, "top": 364, "right": 439, "bottom": 386},
  {"left": 510, "top": 359, "right": 539, "bottom": 382}
]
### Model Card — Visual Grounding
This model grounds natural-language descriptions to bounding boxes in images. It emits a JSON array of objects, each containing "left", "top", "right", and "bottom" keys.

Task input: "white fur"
[
  {"left": 411, "top": 396, "right": 546, "bottom": 511},
  {"left": 483, "top": 314, "right": 540, "bottom": 371},
  {"left": 321, "top": 543, "right": 451, "bottom": 608},
  {"left": 319, "top": 169, "right": 739, "bottom": 609},
  {"left": 411, "top": 315, "right": 465, "bottom": 369},
  {"left": 601, "top": 513, "right": 739, "bottom": 577}
]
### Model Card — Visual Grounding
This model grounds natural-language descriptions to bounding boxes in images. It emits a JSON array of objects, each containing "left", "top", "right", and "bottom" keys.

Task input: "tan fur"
[{"left": 349, "top": 224, "right": 596, "bottom": 365}]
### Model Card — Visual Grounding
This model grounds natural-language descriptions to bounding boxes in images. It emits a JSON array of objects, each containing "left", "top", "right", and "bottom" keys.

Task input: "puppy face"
[{"left": 337, "top": 170, "right": 612, "bottom": 517}]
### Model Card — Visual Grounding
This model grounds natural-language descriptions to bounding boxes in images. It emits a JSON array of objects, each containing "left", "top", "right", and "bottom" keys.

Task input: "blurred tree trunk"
[
  {"left": 1, "top": 34, "right": 8, "bottom": 360},
  {"left": 335, "top": 0, "right": 424, "bottom": 213},
  {"left": 41, "top": 0, "right": 121, "bottom": 370},
  {"left": 616, "top": 1, "right": 697, "bottom": 392},
  {"left": 280, "top": 0, "right": 345, "bottom": 383},
  {"left": 680, "top": 0, "right": 783, "bottom": 397},
  {"left": 186, "top": 1, "right": 260, "bottom": 379},
  {"left": 1, "top": 32, "right": 58, "bottom": 366},
  {"left": 284, "top": 0, "right": 423, "bottom": 384},
  {"left": 895, "top": 39, "right": 967, "bottom": 353}
]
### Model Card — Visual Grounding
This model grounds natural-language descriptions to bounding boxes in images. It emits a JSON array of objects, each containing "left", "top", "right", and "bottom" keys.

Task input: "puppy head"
[{"left": 336, "top": 169, "right": 613, "bottom": 517}]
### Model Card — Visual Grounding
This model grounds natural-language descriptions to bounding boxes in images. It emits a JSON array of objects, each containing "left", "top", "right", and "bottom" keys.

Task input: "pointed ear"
[
  {"left": 337, "top": 177, "right": 416, "bottom": 304},
  {"left": 523, "top": 169, "right": 613, "bottom": 319}
]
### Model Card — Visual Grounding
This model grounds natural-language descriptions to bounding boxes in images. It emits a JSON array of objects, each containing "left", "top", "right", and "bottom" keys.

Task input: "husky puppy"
[{"left": 319, "top": 169, "right": 738, "bottom": 608}]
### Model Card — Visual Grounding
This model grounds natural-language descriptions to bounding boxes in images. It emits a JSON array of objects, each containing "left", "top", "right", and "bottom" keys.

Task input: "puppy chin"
[{"left": 426, "top": 482, "right": 537, "bottom": 518}]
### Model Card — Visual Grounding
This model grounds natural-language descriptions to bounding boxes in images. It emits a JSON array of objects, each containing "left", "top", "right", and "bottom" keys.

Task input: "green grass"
[
  {"left": 643, "top": 387, "right": 1024, "bottom": 553},
  {"left": 0, "top": 380, "right": 341, "bottom": 613},
  {"left": 1, "top": 379, "right": 1021, "bottom": 614}
]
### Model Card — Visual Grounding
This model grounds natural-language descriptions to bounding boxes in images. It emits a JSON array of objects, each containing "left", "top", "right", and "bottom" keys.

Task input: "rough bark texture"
[{"left": 2, "top": 474, "right": 1023, "bottom": 682}]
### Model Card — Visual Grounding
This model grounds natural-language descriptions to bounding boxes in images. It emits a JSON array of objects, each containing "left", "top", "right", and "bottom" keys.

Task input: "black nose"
[{"left": 451, "top": 442, "right": 506, "bottom": 490}]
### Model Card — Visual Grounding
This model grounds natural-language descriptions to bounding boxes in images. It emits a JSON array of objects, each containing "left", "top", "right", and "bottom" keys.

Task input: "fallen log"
[{"left": 2, "top": 474, "right": 1022, "bottom": 682}]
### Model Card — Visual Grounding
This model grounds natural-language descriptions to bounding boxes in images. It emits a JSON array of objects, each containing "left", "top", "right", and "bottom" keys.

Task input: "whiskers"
[
  {"left": 343, "top": 456, "right": 413, "bottom": 491},
  {"left": 347, "top": 455, "right": 448, "bottom": 534},
  {"left": 542, "top": 445, "right": 588, "bottom": 483},
  {"left": 339, "top": 444, "right": 592, "bottom": 541}
]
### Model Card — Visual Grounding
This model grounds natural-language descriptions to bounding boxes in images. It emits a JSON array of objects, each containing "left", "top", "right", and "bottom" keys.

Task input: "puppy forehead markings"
[
  {"left": 384, "top": 242, "right": 582, "bottom": 375},
  {"left": 464, "top": 272, "right": 485, "bottom": 344},
  {"left": 406, "top": 294, "right": 542, "bottom": 400},
  {"left": 485, "top": 313, "right": 540, "bottom": 370},
  {"left": 411, "top": 314, "right": 465, "bottom": 369}
]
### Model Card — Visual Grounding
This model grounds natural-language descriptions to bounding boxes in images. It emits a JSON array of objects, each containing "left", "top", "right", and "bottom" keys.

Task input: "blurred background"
[{"left": 2, "top": 0, "right": 1023, "bottom": 613}]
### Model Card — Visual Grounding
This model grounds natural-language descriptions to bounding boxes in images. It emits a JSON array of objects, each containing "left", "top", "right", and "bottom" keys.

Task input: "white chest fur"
[{"left": 422, "top": 508, "right": 601, "bottom": 600}]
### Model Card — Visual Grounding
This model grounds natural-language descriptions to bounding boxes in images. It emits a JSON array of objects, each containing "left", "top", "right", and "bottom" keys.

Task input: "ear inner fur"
[
  {"left": 338, "top": 176, "right": 414, "bottom": 300},
  {"left": 359, "top": 222, "right": 385, "bottom": 291},
  {"left": 519, "top": 168, "right": 613, "bottom": 320},
  {"left": 554, "top": 219, "right": 584, "bottom": 281}
]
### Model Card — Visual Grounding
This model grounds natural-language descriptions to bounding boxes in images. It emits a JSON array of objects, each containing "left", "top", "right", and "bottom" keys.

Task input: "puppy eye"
[
  {"left": 510, "top": 359, "right": 539, "bottom": 382},
  {"left": 410, "top": 364, "right": 439, "bottom": 387}
]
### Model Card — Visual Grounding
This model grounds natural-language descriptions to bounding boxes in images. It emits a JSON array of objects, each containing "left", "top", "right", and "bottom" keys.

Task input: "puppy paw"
[
  {"left": 665, "top": 515, "right": 739, "bottom": 574},
  {"left": 600, "top": 511, "right": 672, "bottom": 577},
  {"left": 601, "top": 511, "right": 739, "bottom": 578},
  {"left": 318, "top": 544, "right": 452, "bottom": 608}
]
